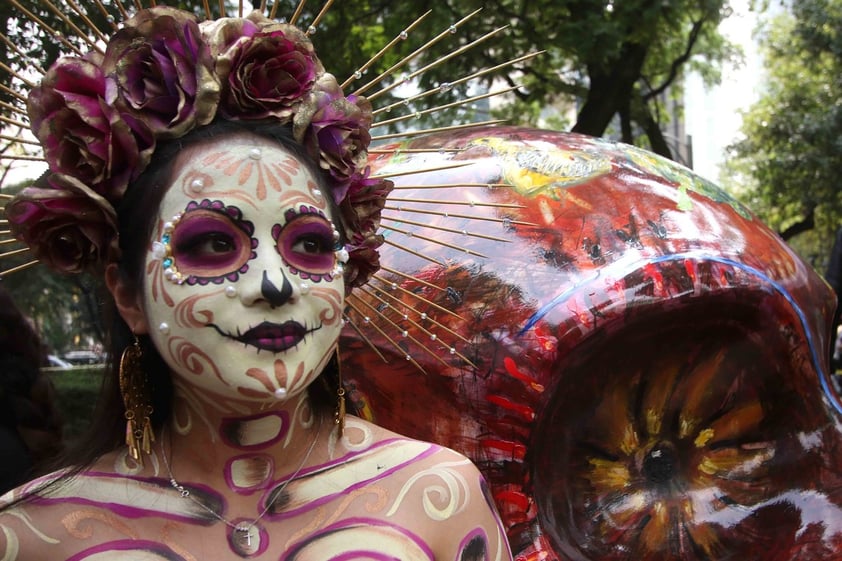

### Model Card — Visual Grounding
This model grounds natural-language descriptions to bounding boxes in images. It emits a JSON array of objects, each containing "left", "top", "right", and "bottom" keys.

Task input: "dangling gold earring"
[
  {"left": 334, "top": 351, "right": 346, "bottom": 437},
  {"left": 119, "top": 335, "right": 154, "bottom": 465}
]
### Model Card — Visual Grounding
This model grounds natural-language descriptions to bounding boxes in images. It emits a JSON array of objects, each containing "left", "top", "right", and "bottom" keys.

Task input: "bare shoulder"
[
  {"left": 0, "top": 470, "right": 74, "bottom": 561},
  {"left": 340, "top": 416, "right": 513, "bottom": 560}
]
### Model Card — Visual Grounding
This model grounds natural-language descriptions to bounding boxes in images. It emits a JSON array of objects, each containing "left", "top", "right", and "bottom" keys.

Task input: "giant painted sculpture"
[{"left": 338, "top": 126, "right": 842, "bottom": 560}]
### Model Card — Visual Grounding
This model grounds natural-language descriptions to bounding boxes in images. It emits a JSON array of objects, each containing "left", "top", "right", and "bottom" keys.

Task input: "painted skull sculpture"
[{"left": 339, "top": 126, "right": 842, "bottom": 560}]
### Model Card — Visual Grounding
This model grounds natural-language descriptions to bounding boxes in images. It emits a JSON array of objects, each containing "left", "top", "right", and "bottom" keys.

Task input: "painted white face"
[{"left": 142, "top": 133, "right": 345, "bottom": 401}]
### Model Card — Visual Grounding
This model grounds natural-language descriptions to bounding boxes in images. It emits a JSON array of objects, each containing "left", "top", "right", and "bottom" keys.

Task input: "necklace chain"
[{"left": 160, "top": 416, "right": 323, "bottom": 546}]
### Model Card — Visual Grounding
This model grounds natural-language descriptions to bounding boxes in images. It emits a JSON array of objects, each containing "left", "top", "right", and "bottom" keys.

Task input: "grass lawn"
[{"left": 45, "top": 366, "right": 104, "bottom": 444}]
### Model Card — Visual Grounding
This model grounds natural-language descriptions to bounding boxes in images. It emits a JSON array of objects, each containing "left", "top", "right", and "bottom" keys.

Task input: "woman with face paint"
[{"left": 0, "top": 6, "right": 513, "bottom": 560}]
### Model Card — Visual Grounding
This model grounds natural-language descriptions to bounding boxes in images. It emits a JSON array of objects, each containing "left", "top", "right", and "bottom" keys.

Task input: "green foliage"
[
  {"left": 47, "top": 366, "right": 103, "bottom": 443},
  {"left": 724, "top": 0, "right": 842, "bottom": 269}
]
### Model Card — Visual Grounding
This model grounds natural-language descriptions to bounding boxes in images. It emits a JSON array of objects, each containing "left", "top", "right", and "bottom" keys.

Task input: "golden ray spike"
[
  {"left": 0, "top": 115, "right": 29, "bottom": 129},
  {"left": 1, "top": 239, "right": 20, "bottom": 246},
  {"left": 372, "top": 52, "right": 543, "bottom": 117},
  {"left": 373, "top": 86, "right": 521, "bottom": 129},
  {"left": 349, "top": 294, "right": 455, "bottom": 370},
  {"left": 0, "top": 155, "right": 45, "bottom": 162},
  {"left": 0, "top": 83, "right": 28, "bottom": 105},
  {"left": 339, "top": 11, "right": 432, "bottom": 90},
  {"left": 371, "top": 272, "right": 461, "bottom": 319},
  {"left": 238, "top": 0, "right": 243, "bottom": 17},
  {"left": 363, "top": 282, "right": 470, "bottom": 344},
  {"left": 111, "top": 0, "right": 130, "bottom": 21},
  {"left": 200, "top": 0, "right": 211, "bottom": 19},
  {"left": 384, "top": 205, "right": 538, "bottom": 227},
  {"left": 36, "top": 0, "right": 106, "bottom": 54},
  {"left": 289, "top": 0, "right": 308, "bottom": 25},
  {"left": 371, "top": 162, "right": 471, "bottom": 180},
  {"left": 382, "top": 215, "right": 511, "bottom": 243},
  {"left": 0, "top": 194, "right": 13, "bottom": 199},
  {"left": 0, "top": 135, "right": 39, "bottom": 146},
  {"left": 381, "top": 224, "right": 489, "bottom": 258},
  {"left": 305, "top": 0, "right": 335, "bottom": 35},
  {"left": 0, "top": 247, "right": 30, "bottom": 260},
  {"left": 344, "top": 298, "right": 428, "bottom": 373},
  {"left": 368, "top": 25, "right": 508, "bottom": 102},
  {"left": 390, "top": 183, "right": 511, "bottom": 190},
  {"left": 269, "top": 0, "right": 282, "bottom": 19},
  {"left": 358, "top": 287, "right": 475, "bottom": 365},
  {"left": 0, "top": 61, "right": 35, "bottom": 89},
  {"left": 369, "top": 148, "right": 464, "bottom": 155},
  {"left": 341, "top": 309, "right": 391, "bottom": 364},
  {"left": 377, "top": 267, "right": 445, "bottom": 293},
  {"left": 90, "top": 0, "right": 119, "bottom": 31},
  {"left": 352, "top": 8, "right": 484, "bottom": 97},
  {"left": 130, "top": 0, "right": 143, "bottom": 12},
  {"left": 0, "top": 32, "right": 46, "bottom": 75},
  {"left": 9, "top": 0, "right": 86, "bottom": 58},
  {"left": 0, "top": 259, "right": 39, "bottom": 278},
  {"left": 371, "top": 119, "right": 507, "bottom": 142},
  {"left": 64, "top": 0, "right": 111, "bottom": 44},
  {"left": 389, "top": 197, "right": 524, "bottom": 210},
  {"left": 218, "top": 0, "right": 225, "bottom": 18},
  {"left": 383, "top": 239, "right": 443, "bottom": 266},
  {"left": 259, "top": 0, "right": 267, "bottom": 14}
]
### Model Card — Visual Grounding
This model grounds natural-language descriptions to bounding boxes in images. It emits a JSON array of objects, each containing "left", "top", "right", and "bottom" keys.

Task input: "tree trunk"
[{"left": 571, "top": 41, "right": 649, "bottom": 137}]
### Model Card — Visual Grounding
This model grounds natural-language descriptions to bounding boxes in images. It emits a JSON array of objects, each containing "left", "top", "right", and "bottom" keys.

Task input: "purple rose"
[
  {"left": 6, "top": 174, "right": 119, "bottom": 274},
  {"left": 219, "top": 26, "right": 320, "bottom": 120},
  {"left": 28, "top": 56, "right": 150, "bottom": 202},
  {"left": 293, "top": 74, "right": 373, "bottom": 190},
  {"left": 104, "top": 6, "right": 219, "bottom": 139},
  {"left": 337, "top": 173, "right": 393, "bottom": 290}
]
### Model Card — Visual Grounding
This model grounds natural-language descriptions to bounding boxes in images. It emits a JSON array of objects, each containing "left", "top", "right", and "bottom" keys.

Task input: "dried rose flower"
[
  {"left": 6, "top": 174, "right": 119, "bottom": 274},
  {"left": 294, "top": 74, "right": 372, "bottom": 191},
  {"left": 104, "top": 6, "right": 219, "bottom": 139},
  {"left": 28, "top": 56, "right": 151, "bottom": 203},
  {"left": 219, "top": 26, "right": 321, "bottom": 120}
]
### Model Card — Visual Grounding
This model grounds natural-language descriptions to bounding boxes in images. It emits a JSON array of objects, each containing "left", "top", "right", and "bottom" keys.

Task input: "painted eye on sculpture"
[
  {"left": 172, "top": 210, "right": 254, "bottom": 278},
  {"left": 274, "top": 215, "right": 336, "bottom": 275}
]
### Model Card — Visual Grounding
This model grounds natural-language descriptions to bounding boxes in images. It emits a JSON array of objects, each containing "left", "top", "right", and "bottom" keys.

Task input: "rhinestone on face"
[
  {"left": 274, "top": 387, "right": 288, "bottom": 399},
  {"left": 248, "top": 147, "right": 262, "bottom": 160},
  {"left": 158, "top": 322, "right": 170, "bottom": 335},
  {"left": 189, "top": 178, "right": 205, "bottom": 192},
  {"left": 152, "top": 242, "right": 167, "bottom": 259},
  {"left": 225, "top": 286, "right": 237, "bottom": 298}
]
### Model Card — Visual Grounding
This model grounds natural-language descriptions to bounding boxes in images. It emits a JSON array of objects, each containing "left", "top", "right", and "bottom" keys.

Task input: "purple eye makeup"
[
  {"left": 154, "top": 200, "right": 257, "bottom": 285},
  {"left": 154, "top": 201, "right": 348, "bottom": 286},
  {"left": 272, "top": 206, "right": 341, "bottom": 282}
]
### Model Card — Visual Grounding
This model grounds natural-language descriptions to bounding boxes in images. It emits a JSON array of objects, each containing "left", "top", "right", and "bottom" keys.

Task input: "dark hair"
[{"left": 49, "top": 119, "right": 349, "bottom": 474}]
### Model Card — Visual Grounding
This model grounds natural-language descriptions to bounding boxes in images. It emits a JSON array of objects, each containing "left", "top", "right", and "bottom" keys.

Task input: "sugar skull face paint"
[{"left": 143, "top": 133, "right": 345, "bottom": 401}]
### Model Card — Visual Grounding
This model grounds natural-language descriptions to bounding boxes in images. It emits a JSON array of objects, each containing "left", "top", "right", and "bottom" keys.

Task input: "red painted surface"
[{"left": 340, "top": 126, "right": 842, "bottom": 560}]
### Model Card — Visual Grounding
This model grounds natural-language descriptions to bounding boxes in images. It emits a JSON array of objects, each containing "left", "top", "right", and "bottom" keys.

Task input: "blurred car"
[
  {"left": 46, "top": 354, "right": 72, "bottom": 369},
  {"left": 62, "top": 350, "right": 101, "bottom": 365}
]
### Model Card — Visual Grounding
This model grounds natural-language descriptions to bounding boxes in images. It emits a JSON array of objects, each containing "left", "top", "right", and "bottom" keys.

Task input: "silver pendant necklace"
[{"left": 161, "top": 416, "right": 322, "bottom": 547}]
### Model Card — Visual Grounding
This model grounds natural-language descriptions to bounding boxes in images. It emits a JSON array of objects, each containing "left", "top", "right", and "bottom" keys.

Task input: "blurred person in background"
[{"left": 0, "top": 285, "right": 64, "bottom": 494}]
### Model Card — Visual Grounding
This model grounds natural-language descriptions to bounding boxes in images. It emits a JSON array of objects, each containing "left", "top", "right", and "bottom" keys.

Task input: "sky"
[{"left": 683, "top": 0, "right": 764, "bottom": 183}]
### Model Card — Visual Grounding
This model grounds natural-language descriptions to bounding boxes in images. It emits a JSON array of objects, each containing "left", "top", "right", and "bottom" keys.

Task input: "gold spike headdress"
[{"left": 0, "top": 1, "right": 529, "bottom": 284}]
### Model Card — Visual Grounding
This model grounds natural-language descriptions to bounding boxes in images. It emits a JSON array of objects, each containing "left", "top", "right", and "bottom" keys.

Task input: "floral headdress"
[{"left": 3, "top": 6, "right": 390, "bottom": 289}]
